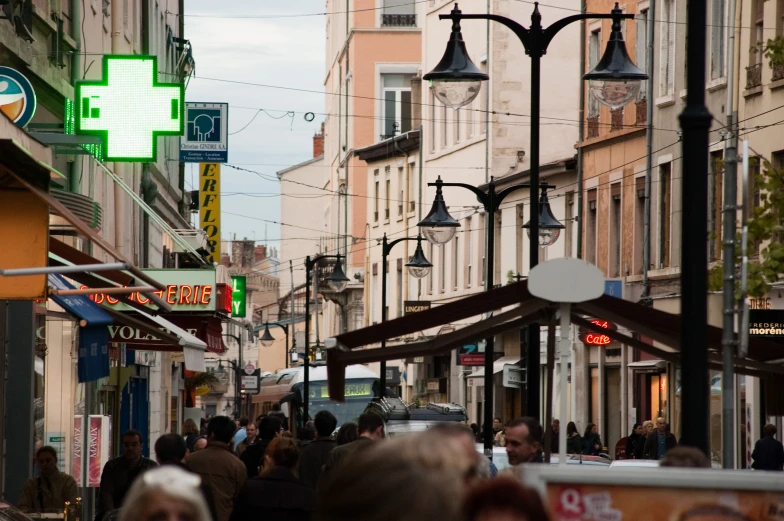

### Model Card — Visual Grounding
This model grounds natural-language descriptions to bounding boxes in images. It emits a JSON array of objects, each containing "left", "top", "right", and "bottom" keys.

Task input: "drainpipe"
[
  {"left": 395, "top": 136, "right": 411, "bottom": 290},
  {"left": 485, "top": 0, "right": 490, "bottom": 184},
  {"left": 112, "top": 0, "right": 126, "bottom": 255},
  {"left": 641, "top": 0, "right": 655, "bottom": 297},
  {"left": 576, "top": 0, "right": 586, "bottom": 259},
  {"left": 70, "top": 0, "right": 82, "bottom": 194},
  {"left": 418, "top": 124, "right": 424, "bottom": 298}
]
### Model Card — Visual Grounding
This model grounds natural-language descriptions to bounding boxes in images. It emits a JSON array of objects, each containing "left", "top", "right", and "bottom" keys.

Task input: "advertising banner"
[
  {"left": 72, "top": 417, "right": 82, "bottom": 485},
  {"left": 180, "top": 103, "right": 229, "bottom": 163},
  {"left": 78, "top": 327, "right": 110, "bottom": 383},
  {"left": 199, "top": 163, "right": 221, "bottom": 263}
]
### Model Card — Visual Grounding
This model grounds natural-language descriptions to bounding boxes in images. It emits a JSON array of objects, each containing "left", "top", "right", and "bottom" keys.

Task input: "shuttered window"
[
  {"left": 660, "top": 0, "right": 676, "bottom": 96},
  {"left": 636, "top": 9, "right": 649, "bottom": 99}
]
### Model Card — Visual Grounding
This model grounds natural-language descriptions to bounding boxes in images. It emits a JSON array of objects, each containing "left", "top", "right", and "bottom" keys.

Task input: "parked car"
[
  {"left": 609, "top": 459, "right": 722, "bottom": 469},
  {"left": 480, "top": 446, "right": 612, "bottom": 472}
]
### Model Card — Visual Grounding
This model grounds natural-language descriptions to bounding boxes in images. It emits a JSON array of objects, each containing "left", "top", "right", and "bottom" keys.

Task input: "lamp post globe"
[
  {"left": 523, "top": 185, "right": 565, "bottom": 248},
  {"left": 259, "top": 324, "right": 275, "bottom": 348},
  {"left": 423, "top": 4, "right": 489, "bottom": 109},
  {"left": 418, "top": 176, "right": 461, "bottom": 246},
  {"left": 326, "top": 254, "right": 350, "bottom": 292},
  {"left": 583, "top": 3, "right": 648, "bottom": 110},
  {"left": 405, "top": 236, "right": 434, "bottom": 279}
]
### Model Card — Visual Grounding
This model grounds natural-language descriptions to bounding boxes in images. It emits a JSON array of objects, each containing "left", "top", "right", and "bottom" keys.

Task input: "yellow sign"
[
  {"left": 319, "top": 383, "right": 371, "bottom": 399},
  {"left": 199, "top": 163, "right": 220, "bottom": 263}
]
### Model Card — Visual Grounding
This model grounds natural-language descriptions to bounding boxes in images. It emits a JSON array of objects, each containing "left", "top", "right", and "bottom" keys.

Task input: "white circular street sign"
[
  {"left": 244, "top": 364, "right": 255, "bottom": 375},
  {"left": 528, "top": 258, "right": 605, "bottom": 303}
]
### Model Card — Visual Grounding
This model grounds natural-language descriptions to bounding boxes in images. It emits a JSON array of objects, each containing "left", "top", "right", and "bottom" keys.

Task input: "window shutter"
[{"left": 668, "top": 0, "right": 676, "bottom": 93}]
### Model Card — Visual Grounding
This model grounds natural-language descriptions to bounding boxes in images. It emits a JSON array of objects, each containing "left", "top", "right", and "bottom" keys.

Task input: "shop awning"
[
  {"left": 627, "top": 360, "right": 667, "bottom": 372},
  {"left": 48, "top": 274, "right": 113, "bottom": 327},
  {"left": 134, "top": 309, "right": 206, "bottom": 371},
  {"left": 467, "top": 357, "right": 521, "bottom": 379}
]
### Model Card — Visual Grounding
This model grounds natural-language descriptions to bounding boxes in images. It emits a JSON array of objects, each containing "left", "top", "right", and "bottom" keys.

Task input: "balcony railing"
[
  {"left": 382, "top": 14, "right": 416, "bottom": 26},
  {"left": 773, "top": 62, "right": 784, "bottom": 82},
  {"left": 746, "top": 63, "right": 763, "bottom": 89},
  {"left": 587, "top": 115, "right": 599, "bottom": 139},
  {"left": 610, "top": 108, "right": 624, "bottom": 131},
  {"left": 635, "top": 98, "right": 647, "bottom": 126}
]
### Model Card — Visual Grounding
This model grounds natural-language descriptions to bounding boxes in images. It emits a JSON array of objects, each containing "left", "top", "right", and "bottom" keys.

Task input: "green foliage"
[
  {"left": 184, "top": 371, "right": 220, "bottom": 392},
  {"left": 506, "top": 270, "right": 516, "bottom": 285},
  {"left": 761, "top": 36, "right": 784, "bottom": 68}
]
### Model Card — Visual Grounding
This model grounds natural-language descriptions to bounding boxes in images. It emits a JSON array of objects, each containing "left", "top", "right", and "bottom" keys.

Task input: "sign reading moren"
[{"left": 75, "top": 56, "right": 184, "bottom": 162}]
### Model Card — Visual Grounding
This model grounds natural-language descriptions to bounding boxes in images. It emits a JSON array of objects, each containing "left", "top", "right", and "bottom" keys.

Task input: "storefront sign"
[
  {"left": 87, "top": 269, "right": 217, "bottom": 312},
  {"left": 73, "top": 415, "right": 110, "bottom": 487},
  {"left": 426, "top": 379, "right": 442, "bottom": 392},
  {"left": 458, "top": 344, "right": 484, "bottom": 366},
  {"left": 110, "top": 315, "right": 226, "bottom": 353},
  {"left": 199, "top": 163, "right": 221, "bottom": 263},
  {"left": 241, "top": 372, "right": 260, "bottom": 393},
  {"left": 75, "top": 56, "right": 184, "bottom": 162},
  {"left": 0, "top": 66, "right": 37, "bottom": 127},
  {"left": 385, "top": 366, "right": 400, "bottom": 385},
  {"left": 748, "top": 309, "right": 784, "bottom": 344},
  {"left": 180, "top": 102, "right": 229, "bottom": 163},
  {"left": 404, "top": 300, "right": 431, "bottom": 314},
  {"left": 231, "top": 275, "right": 246, "bottom": 317},
  {"left": 578, "top": 319, "right": 616, "bottom": 346}
]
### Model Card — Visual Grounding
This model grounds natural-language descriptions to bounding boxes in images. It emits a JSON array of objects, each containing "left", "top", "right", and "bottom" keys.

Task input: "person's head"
[
  {"left": 552, "top": 419, "right": 560, "bottom": 433},
  {"left": 182, "top": 419, "right": 199, "bottom": 436},
  {"left": 36, "top": 446, "right": 58, "bottom": 477},
  {"left": 583, "top": 423, "right": 595, "bottom": 438},
  {"left": 263, "top": 436, "right": 299, "bottom": 472},
  {"left": 660, "top": 446, "right": 711, "bottom": 468},
  {"left": 118, "top": 466, "right": 211, "bottom": 521},
  {"left": 656, "top": 417, "right": 667, "bottom": 434},
  {"left": 505, "top": 417, "right": 543, "bottom": 466},
  {"left": 123, "top": 429, "right": 144, "bottom": 462},
  {"left": 424, "top": 423, "right": 486, "bottom": 482},
  {"left": 566, "top": 422, "right": 578, "bottom": 436},
  {"left": 764, "top": 424, "right": 777, "bottom": 437},
  {"left": 463, "top": 478, "right": 550, "bottom": 521},
  {"left": 154, "top": 434, "right": 187, "bottom": 465},
  {"left": 315, "top": 434, "right": 465, "bottom": 521},
  {"left": 643, "top": 420, "right": 654, "bottom": 434},
  {"left": 298, "top": 422, "right": 316, "bottom": 442},
  {"left": 207, "top": 416, "right": 237, "bottom": 444},
  {"left": 271, "top": 403, "right": 282, "bottom": 412},
  {"left": 357, "top": 411, "right": 385, "bottom": 440},
  {"left": 239, "top": 417, "right": 249, "bottom": 429},
  {"left": 282, "top": 430, "right": 294, "bottom": 438},
  {"left": 258, "top": 415, "right": 283, "bottom": 440},
  {"left": 245, "top": 422, "right": 257, "bottom": 441},
  {"left": 492, "top": 418, "right": 503, "bottom": 431},
  {"left": 192, "top": 437, "right": 208, "bottom": 452},
  {"left": 632, "top": 423, "right": 643, "bottom": 436},
  {"left": 336, "top": 422, "right": 358, "bottom": 445},
  {"left": 470, "top": 423, "right": 480, "bottom": 436},
  {"left": 314, "top": 411, "right": 338, "bottom": 439}
]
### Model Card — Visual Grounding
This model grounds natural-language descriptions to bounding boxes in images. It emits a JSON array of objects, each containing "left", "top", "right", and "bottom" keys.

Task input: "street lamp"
[
  {"left": 418, "top": 180, "right": 461, "bottom": 246},
  {"left": 256, "top": 321, "right": 290, "bottom": 368},
  {"left": 379, "top": 234, "right": 433, "bottom": 394},
  {"left": 523, "top": 184, "right": 565, "bottom": 247},
  {"left": 259, "top": 324, "right": 275, "bottom": 348},
  {"left": 424, "top": 1, "right": 644, "bottom": 456},
  {"left": 303, "top": 253, "right": 350, "bottom": 425}
]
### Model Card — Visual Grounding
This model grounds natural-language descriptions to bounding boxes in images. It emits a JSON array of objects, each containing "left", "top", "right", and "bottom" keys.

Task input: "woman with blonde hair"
[
  {"left": 118, "top": 466, "right": 211, "bottom": 521},
  {"left": 183, "top": 419, "right": 200, "bottom": 453}
]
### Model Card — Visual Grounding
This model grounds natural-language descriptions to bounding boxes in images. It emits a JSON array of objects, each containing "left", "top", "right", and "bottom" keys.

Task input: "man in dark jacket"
[
  {"left": 239, "top": 415, "right": 282, "bottom": 478},
  {"left": 154, "top": 434, "right": 217, "bottom": 521},
  {"left": 96, "top": 429, "right": 157, "bottom": 521},
  {"left": 298, "top": 411, "right": 337, "bottom": 488},
  {"left": 318, "top": 411, "right": 384, "bottom": 490},
  {"left": 752, "top": 424, "right": 784, "bottom": 470},
  {"left": 643, "top": 417, "right": 677, "bottom": 460}
]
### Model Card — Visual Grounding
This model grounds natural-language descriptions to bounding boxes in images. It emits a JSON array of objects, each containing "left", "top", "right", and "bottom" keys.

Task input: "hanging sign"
[
  {"left": 231, "top": 275, "right": 246, "bottom": 317},
  {"left": 180, "top": 102, "right": 229, "bottom": 162},
  {"left": 0, "top": 66, "right": 37, "bottom": 127},
  {"left": 75, "top": 55, "right": 184, "bottom": 162},
  {"left": 578, "top": 318, "right": 617, "bottom": 346},
  {"left": 199, "top": 163, "right": 221, "bottom": 263}
]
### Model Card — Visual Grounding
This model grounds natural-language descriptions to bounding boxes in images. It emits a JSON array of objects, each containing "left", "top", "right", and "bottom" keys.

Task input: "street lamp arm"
[
  {"left": 495, "top": 183, "right": 532, "bottom": 209},
  {"left": 384, "top": 236, "right": 420, "bottom": 255},
  {"left": 440, "top": 12, "right": 531, "bottom": 50},
  {"left": 430, "top": 180, "right": 490, "bottom": 208},
  {"left": 306, "top": 253, "right": 340, "bottom": 271},
  {"left": 540, "top": 13, "right": 631, "bottom": 53}
]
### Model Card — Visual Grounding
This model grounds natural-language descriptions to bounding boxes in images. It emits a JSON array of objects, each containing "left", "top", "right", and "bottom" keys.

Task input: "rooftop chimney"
[{"left": 313, "top": 122, "right": 324, "bottom": 158}]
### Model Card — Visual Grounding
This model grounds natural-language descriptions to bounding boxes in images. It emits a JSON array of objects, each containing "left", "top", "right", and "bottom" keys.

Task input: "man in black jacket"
[
  {"left": 642, "top": 417, "right": 677, "bottom": 460},
  {"left": 240, "top": 415, "right": 282, "bottom": 477},
  {"left": 154, "top": 434, "right": 218, "bottom": 521},
  {"left": 96, "top": 429, "right": 157, "bottom": 521},
  {"left": 752, "top": 424, "right": 784, "bottom": 470},
  {"left": 318, "top": 411, "right": 384, "bottom": 490},
  {"left": 298, "top": 411, "right": 337, "bottom": 488}
]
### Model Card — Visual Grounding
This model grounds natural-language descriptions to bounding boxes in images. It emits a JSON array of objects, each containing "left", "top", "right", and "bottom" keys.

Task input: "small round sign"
[
  {"left": 244, "top": 364, "right": 254, "bottom": 375},
  {"left": 0, "top": 66, "right": 37, "bottom": 128}
]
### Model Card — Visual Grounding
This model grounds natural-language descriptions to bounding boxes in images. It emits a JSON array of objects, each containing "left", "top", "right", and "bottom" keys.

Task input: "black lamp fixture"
[
  {"left": 523, "top": 184, "right": 565, "bottom": 247},
  {"left": 423, "top": 4, "right": 489, "bottom": 109},
  {"left": 418, "top": 176, "right": 461, "bottom": 245},
  {"left": 405, "top": 236, "right": 434, "bottom": 278},
  {"left": 583, "top": 3, "right": 648, "bottom": 109},
  {"left": 326, "top": 254, "right": 350, "bottom": 292},
  {"left": 259, "top": 323, "right": 275, "bottom": 348}
]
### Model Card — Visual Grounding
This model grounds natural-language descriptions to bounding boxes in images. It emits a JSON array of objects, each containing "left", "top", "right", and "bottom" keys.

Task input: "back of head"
[
  {"left": 463, "top": 478, "right": 550, "bottom": 521},
  {"left": 155, "top": 433, "right": 187, "bottom": 464},
  {"left": 259, "top": 415, "right": 283, "bottom": 440},
  {"left": 567, "top": 422, "right": 578, "bottom": 436},
  {"left": 182, "top": 419, "right": 199, "bottom": 436},
  {"left": 207, "top": 416, "right": 237, "bottom": 444},
  {"left": 764, "top": 424, "right": 777, "bottom": 437},
  {"left": 316, "top": 434, "right": 463, "bottom": 521},
  {"left": 314, "top": 411, "right": 338, "bottom": 438},
  {"left": 264, "top": 437, "right": 299, "bottom": 470},
  {"left": 239, "top": 417, "right": 249, "bottom": 428},
  {"left": 336, "top": 422, "right": 358, "bottom": 445},
  {"left": 118, "top": 466, "right": 211, "bottom": 521},
  {"left": 509, "top": 416, "right": 544, "bottom": 444},
  {"left": 299, "top": 422, "right": 316, "bottom": 442},
  {"left": 660, "top": 446, "right": 711, "bottom": 468},
  {"left": 357, "top": 411, "right": 384, "bottom": 435},
  {"left": 583, "top": 423, "right": 595, "bottom": 438}
]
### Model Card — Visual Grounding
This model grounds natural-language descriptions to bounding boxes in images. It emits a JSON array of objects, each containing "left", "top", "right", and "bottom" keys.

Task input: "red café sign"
[{"left": 579, "top": 319, "right": 616, "bottom": 346}]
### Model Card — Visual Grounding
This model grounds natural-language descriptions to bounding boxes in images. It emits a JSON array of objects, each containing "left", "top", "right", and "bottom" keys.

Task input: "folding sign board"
[{"left": 75, "top": 55, "right": 184, "bottom": 162}]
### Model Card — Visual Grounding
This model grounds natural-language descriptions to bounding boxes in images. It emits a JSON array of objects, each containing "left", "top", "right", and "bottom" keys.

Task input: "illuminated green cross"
[{"left": 75, "top": 55, "right": 184, "bottom": 162}]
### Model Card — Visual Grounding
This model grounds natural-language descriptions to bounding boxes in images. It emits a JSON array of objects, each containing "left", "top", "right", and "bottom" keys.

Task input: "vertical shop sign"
[
  {"left": 72, "top": 417, "right": 82, "bottom": 485},
  {"left": 88, "top": 416, "right": 107, "bottom": 487},
  {"left": 199, "top": 163, "right": 220, "bottom": 263},
  {"left": 231, "top": 275, "right": 246, "bottom": 317}
]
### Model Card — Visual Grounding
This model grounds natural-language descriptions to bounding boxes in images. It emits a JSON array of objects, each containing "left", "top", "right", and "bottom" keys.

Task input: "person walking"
[
  {"left": 503, "top": 417, "right": 544, "bottom": 465},
  {"left": 642, "top": 417, "right": 677, "bottom": 460},
  {"left": 183, "top": 419, "right": 201, "bottom": 454},
  {"left": 153, "top": 434, "right": 218, "bottom": 521},
  {"left": 96, "top": 429, "right": 158, "bottom": 521},
  {"left": 230, "top": 438, "right": 316, "bottom": 521},
  {"left": 235, "top": 421, "right": 258, "bottom": 458},
  {"left": 581, "top": 424, "right": 602, "bottom": 456},
  {"left": 298, "top": 411, "right": 338, "bottom": 489},
  {"left": 240, "top": 415, "right": 282, "bottom": 478},
  {"left": 232, "top": 418, "right": 249, "bottom": 454},
  {"left": 319, "top": 412, "right": 385, "bottom": 489},
  {"left": 18, "top": 446, "right": 78, "bottom": 513},
  {"left": 625, "top": 423, "right": 644, "bottom": 459},
  {"left": 118, "top": 466, "right": 212, "bottom": 521},
  {"left": 752, "top": 424, "right": 784, "bottom": 471},
  {"left": 186, "top": 416, "right": 247, "bottom": 521},
  {"left": 550, "top": 419, "right": 560, "bottom": 454},
  {"left": 565, "top": 422, "right": 582, "bottom": 454},
  {"left": 336, "top": 422, "right": 358, "bottom": 446}
]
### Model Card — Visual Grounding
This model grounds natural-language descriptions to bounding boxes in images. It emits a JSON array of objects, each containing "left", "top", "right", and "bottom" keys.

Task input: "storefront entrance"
[{"left": 120, "top": 377, "right": 150, "bottom": 457}]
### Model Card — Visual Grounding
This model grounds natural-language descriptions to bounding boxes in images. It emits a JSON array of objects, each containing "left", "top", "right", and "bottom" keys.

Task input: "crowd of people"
[{"left": 15, "top": 410, "right": 784, "bottom": 521}]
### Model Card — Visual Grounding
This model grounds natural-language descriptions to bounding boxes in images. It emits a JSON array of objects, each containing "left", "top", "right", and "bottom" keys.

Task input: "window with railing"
[
  {"left": 587, "top": 115, "right": 600, "bottom": 139},
  {"left": 381, "top": 74, "right": 413, "bottom": 141},
  {"left": 747, "top": 63, "right": 763, "bottom": 88},
  {"left": 382, "top": 0, "right": 416, "bottom": 26}
]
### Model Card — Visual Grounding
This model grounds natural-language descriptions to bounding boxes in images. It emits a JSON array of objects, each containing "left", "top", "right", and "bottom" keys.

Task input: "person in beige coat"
[{"left": 18, "top": 446, "right": 78, "bottom": 513}]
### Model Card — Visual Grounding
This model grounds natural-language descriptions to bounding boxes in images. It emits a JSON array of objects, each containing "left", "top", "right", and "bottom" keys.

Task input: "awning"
[
  {"left": 104, "top": 314, "right": 225, "bottom": 355},
  {"left": 134, "top": 309, "right": 206, "bottom": 371},
  {"left": 628, "top": 360, "right": 667, "bottom": 372},
  {"left": 467, "top": 357, "right": 521, "bottom": 379},
  {"left": 48, "top": 274, "right": 113, "bottom": 327}
]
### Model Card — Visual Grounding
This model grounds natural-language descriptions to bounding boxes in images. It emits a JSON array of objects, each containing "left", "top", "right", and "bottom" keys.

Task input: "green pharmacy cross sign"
[{"left": 75, "top": 55, "right": 184, "bottom": 162}]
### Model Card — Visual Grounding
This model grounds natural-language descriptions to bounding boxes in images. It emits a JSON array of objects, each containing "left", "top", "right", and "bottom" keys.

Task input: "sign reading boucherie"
[{"left": 85, "top": 269, "right": 219, "bottom": 312}]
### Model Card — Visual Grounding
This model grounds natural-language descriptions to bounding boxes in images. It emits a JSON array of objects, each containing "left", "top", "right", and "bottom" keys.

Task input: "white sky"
[{"left": 183, "top": 1, "right": 325, "bottom": 253}]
